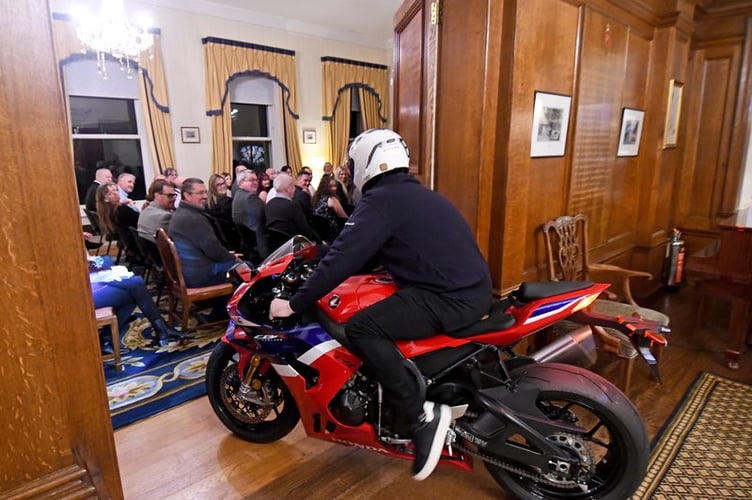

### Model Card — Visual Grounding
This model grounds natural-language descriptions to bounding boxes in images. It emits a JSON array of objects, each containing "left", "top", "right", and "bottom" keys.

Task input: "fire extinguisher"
[{"left": 662, "top": 228, "right": 686, "bottom": 288}]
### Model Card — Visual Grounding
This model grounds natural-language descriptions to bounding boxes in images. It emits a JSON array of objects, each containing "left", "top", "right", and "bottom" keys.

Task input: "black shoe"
[
  {"left": 411, "top": 401, "right": 451, "bottom": 481},
  {"left": 152, "top": 318, "right": 191, "bottom": 347},
  {"left": 101, "top": 341, "right": 115, "bottom": 356}
]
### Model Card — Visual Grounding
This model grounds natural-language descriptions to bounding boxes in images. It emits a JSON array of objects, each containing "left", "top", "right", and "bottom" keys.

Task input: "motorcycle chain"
[{"left": 451, "top": 439, "right": 582, "bottom": 490}]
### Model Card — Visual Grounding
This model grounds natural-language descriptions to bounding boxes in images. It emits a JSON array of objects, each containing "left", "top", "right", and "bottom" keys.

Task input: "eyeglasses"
[
  {"left": 185, "top": 190, "right": 208, "bottom": 195},
  {"left": 160, "top": 192, "right": 177, "bottom": 198}
]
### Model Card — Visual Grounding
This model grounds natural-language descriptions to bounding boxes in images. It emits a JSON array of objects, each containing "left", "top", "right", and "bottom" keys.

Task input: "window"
[
  {"left": 231, "top": 102, "right": 271, "bottom": 172},
  {"left": 70, "top": 96, "right": 146, "bottom": 202},
  {"left": 349, "top": 90, "right": 364, "bottom": 139}
]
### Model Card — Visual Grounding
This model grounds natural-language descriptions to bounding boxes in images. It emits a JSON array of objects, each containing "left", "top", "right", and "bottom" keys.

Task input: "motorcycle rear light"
[{"left": 572, "top": 293, "right": 600, "bottom": 312}]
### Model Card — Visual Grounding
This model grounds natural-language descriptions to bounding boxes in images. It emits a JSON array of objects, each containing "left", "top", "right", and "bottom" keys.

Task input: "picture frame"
[
  {"left": 303, "top": 129, "right": 317, "bottom": 144},
  {"left": 617, "top": 108, "right": 646, "bottom": 157},
  {"left": 530, "top": 91, "right": 572, "bottom": 157},
  {"left": 663, "top": 79, "right": 684, "bottom": 148},
  {"left": 180, "top": 127, "right": 200, "bottom": 144}
]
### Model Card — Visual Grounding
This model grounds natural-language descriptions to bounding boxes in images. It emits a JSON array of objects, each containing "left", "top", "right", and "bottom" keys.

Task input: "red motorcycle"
[{"left": 206, "top": 236, "right": 668, "bottom": 499}]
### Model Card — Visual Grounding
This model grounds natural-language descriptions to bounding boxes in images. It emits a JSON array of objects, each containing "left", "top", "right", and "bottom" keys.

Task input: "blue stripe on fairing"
[{"left": 523, "top": 297, "right": 580, "bottom": 325}]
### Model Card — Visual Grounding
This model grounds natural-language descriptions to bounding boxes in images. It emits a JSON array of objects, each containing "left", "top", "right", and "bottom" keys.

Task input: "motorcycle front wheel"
[
  {"left": 483, "top": 363, "right": 648, "bottom": 500},
  {"left": 206, "top": 342, "right": 299, "bottom": 443}
]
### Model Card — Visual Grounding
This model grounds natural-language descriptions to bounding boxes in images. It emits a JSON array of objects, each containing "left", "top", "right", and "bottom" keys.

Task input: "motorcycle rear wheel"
[
  {"left": 483, "top": 363, "right": 648, "bottom": 500},
  {"left": 206, "top": 342, "right": 299, "bottom": 443}
]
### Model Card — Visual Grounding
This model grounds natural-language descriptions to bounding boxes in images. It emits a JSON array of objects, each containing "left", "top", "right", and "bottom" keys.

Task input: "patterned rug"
[
  {"left": 103, "top": 316, "right": 225, "bottom": 429},
  {"left": 632, "top": 372, "right": 752, "bottom": 499}
]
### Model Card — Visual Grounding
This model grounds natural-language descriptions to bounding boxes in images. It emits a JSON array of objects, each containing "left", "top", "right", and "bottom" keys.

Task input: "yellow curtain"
[
  {"left": 203, "top": 37, "right": 301, "bottom": 174},
  {"left": 51, "top": 13, "right": 174, "bottom": 176},
  {"left": 327, "top": 88, "right": 353, "bottom": 168},
  {"left": 360, "top": 88, "right": 383, "bottom": 130},
  {"left": 138, "top": 36, "right": 175, "bottom": 174},
  {"left": 322, "top": 58, "right": 389, "bottom": 165}
]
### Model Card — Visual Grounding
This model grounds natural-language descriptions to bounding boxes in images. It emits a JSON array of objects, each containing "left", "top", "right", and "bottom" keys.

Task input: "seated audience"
[
  {"left": 294, "top": 171, "right": 313, "bottom": 215},
  {"left": 266, "top": 173, "right": 321, "bottom": 243},
  {"left": 312, "top": 177, "right": 348, "bottom": 241},
  {"left": 207, "top": 173, "right": 233, "bottom": 222},
  {"left": 168, "top": 177, "right": 240, "bottom": 288},
  {"left": 280, "top": 165, "right": 292, "bottom": 175},
  {"left": 164, "top": 168, "right": 178, "bottom": 184},
  {"left": 257, "top": 172, "right": 272, "bottom": 203},
  {"left": 85, "top": 167, "right": 113, "bottom": 212},
  {"left": 334, "top": 165, "right": 359, "bottom": 213},
  {"left": 116, "top": 172, "right": 139, "bottom": 212},
  {"left": 97, "top": 182, "right": 138, "bottom": 235},
  {"left": 88, "top": 253, "right": 187, "bottom": 349},
  {"left": 206, "top": 173, "right": 239, "bottom": 248},
  {"left": 232, "top": 170, "right": 270, "bottom": 261},
  {"left": 231, "top": 161, "right": 250, "bottom": 196},
  {"left": 138, "top": 180, "right": 176, "bottom": 243}
]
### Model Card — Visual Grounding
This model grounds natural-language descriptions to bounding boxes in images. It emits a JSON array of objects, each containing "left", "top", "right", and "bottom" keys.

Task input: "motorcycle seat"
[
  {"left": 511, "top": 281, "right": 593, "bottom": 303},
  {"left": 448, "top": 298, "right": 516, "bottom": 338}
]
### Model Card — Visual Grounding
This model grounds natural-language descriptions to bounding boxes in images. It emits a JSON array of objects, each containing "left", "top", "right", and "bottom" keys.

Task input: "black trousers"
[{"left": 345, "top": 286, "right": 491, "bottom": 424}]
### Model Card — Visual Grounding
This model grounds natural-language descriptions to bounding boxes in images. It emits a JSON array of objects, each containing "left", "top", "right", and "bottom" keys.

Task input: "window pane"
[
  {"left": 231, "top": 103, "right": 269, "bottom": 137},
  {"left": 73, "top": 139, "right": 146, "bottom": 203},
  {"left": 70, "top": 96, "right": 138, "bottom": 134},
  {"left": 233, "top": 141, "right": 270, "bottom": 172}
]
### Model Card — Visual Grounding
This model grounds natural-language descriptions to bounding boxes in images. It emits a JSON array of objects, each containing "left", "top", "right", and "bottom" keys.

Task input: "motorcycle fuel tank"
[{"left": 317, "top": 274, "right": 399, "bottom": 323}]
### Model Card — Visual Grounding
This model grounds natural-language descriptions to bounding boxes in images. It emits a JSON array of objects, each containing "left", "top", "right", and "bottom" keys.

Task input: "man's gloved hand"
[{"left": 269, "top": 298, "right": 294, "bottom": 320}]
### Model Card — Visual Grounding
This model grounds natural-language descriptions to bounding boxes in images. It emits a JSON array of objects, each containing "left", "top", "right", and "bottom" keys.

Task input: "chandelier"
[{"left": 75, "top": 0, "right": 154, "bottom": 79}]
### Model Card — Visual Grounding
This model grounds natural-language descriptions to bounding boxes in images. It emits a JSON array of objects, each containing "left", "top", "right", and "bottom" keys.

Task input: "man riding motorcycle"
[{"left": 269, "top": 129, "right": 493, "bottom": 480}]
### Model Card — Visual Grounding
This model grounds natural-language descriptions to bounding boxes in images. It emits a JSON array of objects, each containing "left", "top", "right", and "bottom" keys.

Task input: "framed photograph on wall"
[
  {"left": 617, "top": 108, "right": 646, "bottom": 157},
  {"left": 663, "top": 79, "right": 683, "bottom": 148},
  {"left": 530, "top": 91, "right": 572, "bottom": 157},
  {"left": 181, "top": 127, "right": 200, "bottom": 144},
  {"left": 303, "top": 129, "right": 316, "bottom": 144}
]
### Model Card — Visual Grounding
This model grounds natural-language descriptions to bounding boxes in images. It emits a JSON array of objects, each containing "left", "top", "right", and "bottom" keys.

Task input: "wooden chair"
[
  {"left": 154, "top": 229, "right": 234, "bottom": 331},
  {"left": 95, "top": 307, "right": 122, "bottom": 371},
  {"left": 541, "top": 214, "right": 669, "bottom": 394}
]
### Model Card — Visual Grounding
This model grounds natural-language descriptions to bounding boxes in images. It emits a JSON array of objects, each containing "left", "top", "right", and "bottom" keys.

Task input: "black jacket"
[
  {"left": 265, "top": 196, "right": 320, "bottom": 243},
  {"left": 289, "top": 172, "right": 491, "bottom": 312}
]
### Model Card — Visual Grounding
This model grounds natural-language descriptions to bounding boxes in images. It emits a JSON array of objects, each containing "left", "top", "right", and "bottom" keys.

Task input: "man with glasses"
[
  {"left": 138, "top": 180, "right": 176, "bottom": 243},
  {"left": 168, "top": 178, "right": 240, "bottom": 289},
  {"left": 232, "top": 170, "right": 269, "bottom": 262}
]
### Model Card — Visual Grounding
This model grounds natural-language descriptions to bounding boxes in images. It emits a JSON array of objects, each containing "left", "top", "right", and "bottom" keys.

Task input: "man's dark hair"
[
  {"left": 146, "top": 179, "right": 175, "bottom": 201},
  {"left": 182, "top": 177, "right": 204, "bottom": 194},
  {"left": 164, "top": 167, "right": 177, "bottom": 177}
]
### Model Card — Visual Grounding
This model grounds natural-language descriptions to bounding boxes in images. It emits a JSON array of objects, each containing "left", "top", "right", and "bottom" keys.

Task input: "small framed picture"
[
  {"left": 617, "top": 108, "right": 646, "bottom": 157},
  {"left": 303, "top": 129, "right": 317, "bottom": 144},
  {"left": 530, "top": 91, "right": 572, "bottom": 157},
  {"left": 181, "top": 127, "right": 200, "bottom": 144},
  {"left": 663, "top": 79, "right": 684, "bottom": 148}
]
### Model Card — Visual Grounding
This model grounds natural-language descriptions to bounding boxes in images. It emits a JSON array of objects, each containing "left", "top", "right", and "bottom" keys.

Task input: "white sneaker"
[{"left": 411, "top": 401, "right": 451, "bottom": 481}]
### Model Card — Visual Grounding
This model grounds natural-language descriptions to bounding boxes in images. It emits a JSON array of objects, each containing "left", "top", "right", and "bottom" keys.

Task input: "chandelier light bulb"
[{"left": 75, "top": 0, "right": 154, "bottom": 79}]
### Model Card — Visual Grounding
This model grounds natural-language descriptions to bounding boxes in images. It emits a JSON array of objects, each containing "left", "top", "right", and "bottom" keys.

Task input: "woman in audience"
[
  {"left": 207, "top": 173, "right": 233, "bottom": 221},
  {"left": 207, "top": 173, "right": 240, "bottom": 249},
  {"left": 88, "top": 252, "right": 188, "bottom": 350},
  {"left": 312, "top": 177, "right": 349, "bottom": 241},
  {"left": 257, "top": 172, "right": 272, "bottom": 202},
  {"left": 96, "top": 182, "right": 139, "bottom": 237}
]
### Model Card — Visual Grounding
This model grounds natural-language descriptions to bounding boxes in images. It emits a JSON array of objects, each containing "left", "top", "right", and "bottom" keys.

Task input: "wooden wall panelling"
[
  {"left": 609, "top": 31, "right": 652, "bottom": 255},
  {"left": 433, "top": 0, "right": 490, "bottom": 232},
  {"left": 0, "top": 0, "right": 122, "bottom": 497},
  {"left": 569, "top": 8, "right": 629, "bottom": 259},
  {"left": 506, "top": 0, "right": 581, "bottom": 287},
  {"left": 721, "top": 18, "right": 752, "bottom": 214},
  {"left": 632, "top": 22, "right": 692, "bottom": 289},
  {"left": 394, "top": 0, "right": 427, "bottom": 183},
  {"left": 678, "top": 42, "right": 742, "bottom": 232}
]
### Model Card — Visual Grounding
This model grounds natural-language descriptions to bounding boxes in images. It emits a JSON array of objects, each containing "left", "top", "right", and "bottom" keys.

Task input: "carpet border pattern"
[{"left": 633, "top": 371, "right": 751, "bottom": 499}]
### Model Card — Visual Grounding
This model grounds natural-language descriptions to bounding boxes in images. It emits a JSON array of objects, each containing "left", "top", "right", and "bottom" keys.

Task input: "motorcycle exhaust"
[{"left": 529, "top": 325, "right": 597, "bottom": 368}]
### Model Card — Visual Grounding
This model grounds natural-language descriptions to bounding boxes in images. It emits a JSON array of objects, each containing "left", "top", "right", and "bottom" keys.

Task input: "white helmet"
[{"left": 349, "top": 129, "right": 410, "bottom": 191}]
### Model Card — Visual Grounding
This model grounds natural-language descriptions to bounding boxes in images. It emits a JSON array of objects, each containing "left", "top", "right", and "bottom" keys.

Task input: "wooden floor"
[{"left": 115, "top": 286, "right": 752, "bottom": 499}]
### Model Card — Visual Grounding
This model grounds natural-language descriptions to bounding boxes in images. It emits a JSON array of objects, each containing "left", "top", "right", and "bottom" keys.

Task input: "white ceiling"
[{"left": 147, "top": 0, "right": 405, "bottom": 48}]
